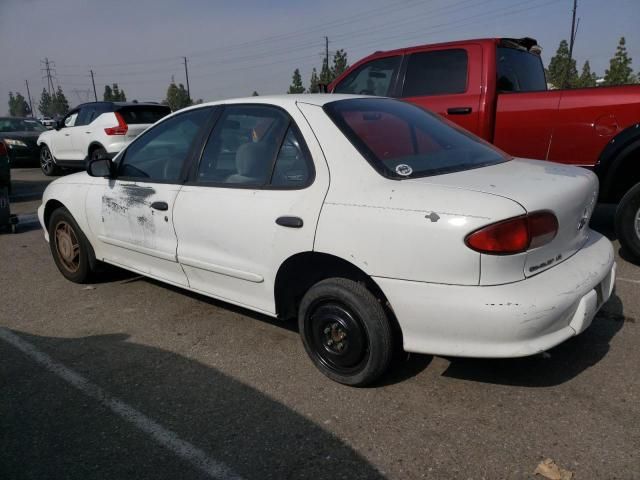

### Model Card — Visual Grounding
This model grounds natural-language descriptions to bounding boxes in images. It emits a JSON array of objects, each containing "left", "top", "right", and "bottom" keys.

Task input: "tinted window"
[
  {"left": 497, "top": 47, "right": 547, "bottom": 92},
  {"left": 334, "top": 56, "right": 401, "bottom": 96},
  {"left": 197, "top": 105, "right": 291, "bottom": 186},
  {"left": 118, "top": 107, "right": 211, "bottom": 182},
  {"left": 75, "top": 106, "right": 95, "bottom": 126},
  {"left": 117, "top": 105, "right": 171, "bottom": 124},
  {"left": 402, "top": 49, "right": 468, "bottom": 97},
  {"left": 0, "top": 118, "right": 46, "bottom": 132},
  {"left": 324, "top": 98, "right": 509, "bottom": 179}
]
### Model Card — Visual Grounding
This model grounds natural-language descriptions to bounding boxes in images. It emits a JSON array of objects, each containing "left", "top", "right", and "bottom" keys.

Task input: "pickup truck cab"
[{"left": 330, "top": 37, "right": 640, "bottom": 260}]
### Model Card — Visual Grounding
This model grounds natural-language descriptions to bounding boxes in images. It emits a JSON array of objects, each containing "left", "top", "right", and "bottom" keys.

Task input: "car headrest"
[{"left": 235, "top": 142, "right": 267, "bottom": 176}]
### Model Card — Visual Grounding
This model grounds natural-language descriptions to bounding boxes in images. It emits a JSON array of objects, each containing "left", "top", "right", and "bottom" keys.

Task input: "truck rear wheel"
[{"left": 615, "top": 182, "right": 640, "bottom": 262}]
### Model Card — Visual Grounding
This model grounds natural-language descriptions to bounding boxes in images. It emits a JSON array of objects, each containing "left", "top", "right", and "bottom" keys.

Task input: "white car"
[
  {"left": 36, "top": 101, "right": 170, "bottom": 176},
  {"left": 38, "top": 95, "right": 615, "bottom": 386}
]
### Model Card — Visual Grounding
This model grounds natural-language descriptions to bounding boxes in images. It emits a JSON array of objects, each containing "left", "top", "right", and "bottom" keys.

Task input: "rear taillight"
[
  {"left": 104, "top": 112, "right": 128, "bottom": 136},
  {"left": 465, "top": 211, "right": 558, "bottom": 255},
  {"left": 0, "top": 142, "right": 7, "bottom": 156}
]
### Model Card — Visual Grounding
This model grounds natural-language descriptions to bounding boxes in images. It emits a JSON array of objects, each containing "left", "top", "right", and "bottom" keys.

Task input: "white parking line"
[
  {"left": 0, "top": 328, "right": 244, "bottom": 480},
  {"left": 618, "top": 277, "right": 640, "bottom": 285}
]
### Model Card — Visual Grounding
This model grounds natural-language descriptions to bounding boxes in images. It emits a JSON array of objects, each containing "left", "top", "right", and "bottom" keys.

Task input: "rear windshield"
[
  {"left": 324, "top": 98, "right": 510, "bottom": 179},
  {"left": 116, "top": 105, "right": 170, "bottom": 124}
]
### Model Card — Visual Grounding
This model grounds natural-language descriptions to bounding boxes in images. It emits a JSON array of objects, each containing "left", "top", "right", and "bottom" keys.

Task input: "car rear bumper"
[{"left": 375, "top": 230, "right": 615, "bottom": 358}]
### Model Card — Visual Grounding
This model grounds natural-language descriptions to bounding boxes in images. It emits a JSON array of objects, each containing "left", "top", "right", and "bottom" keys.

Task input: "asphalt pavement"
[{"left": 1, "top": 168, "right": 638, "bottom": 479}]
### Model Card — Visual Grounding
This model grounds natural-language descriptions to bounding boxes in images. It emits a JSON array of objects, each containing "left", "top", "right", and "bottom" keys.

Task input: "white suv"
[{"left": 36, "top": 101, "right": 170, "bottom": 176}]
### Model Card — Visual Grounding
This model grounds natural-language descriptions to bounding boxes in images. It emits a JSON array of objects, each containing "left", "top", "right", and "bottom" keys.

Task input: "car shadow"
[
  {"left": 590, "top": 203, "right": 616, "bottom": 240},
  {"left": 2, "top": 329, "right": 386, "bottom": 480},
  {"left": 8, "top": 178, "right": 55, "bottom": 202},
  {"left": 440, "top": 293, "right": 629, "bottom": 387}
]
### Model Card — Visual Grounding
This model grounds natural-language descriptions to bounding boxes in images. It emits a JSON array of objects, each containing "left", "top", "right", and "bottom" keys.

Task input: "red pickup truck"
[{"left": 329, "top": 37, "right": 640, "bottom": 261}]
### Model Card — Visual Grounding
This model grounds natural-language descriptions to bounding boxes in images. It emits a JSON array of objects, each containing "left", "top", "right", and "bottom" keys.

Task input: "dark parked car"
[{"left": 0, "top": 117, "right": 47, "bottom": 167}]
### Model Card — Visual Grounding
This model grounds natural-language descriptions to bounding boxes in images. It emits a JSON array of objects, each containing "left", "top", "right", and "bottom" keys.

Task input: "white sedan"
[{"left": 38, "top": 95, "right": 616, "bottom": 386}]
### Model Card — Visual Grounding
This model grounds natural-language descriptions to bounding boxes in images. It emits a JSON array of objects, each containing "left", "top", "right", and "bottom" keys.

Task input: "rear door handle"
[
  {"left": 151, "top": 201, "right": 169, "bottom": 211},
  {"left": 276, "top": 216, "right": 303, "bottom": 228},
  {"left": 447, "top": 107, "right": 472, "bottom": 115}
]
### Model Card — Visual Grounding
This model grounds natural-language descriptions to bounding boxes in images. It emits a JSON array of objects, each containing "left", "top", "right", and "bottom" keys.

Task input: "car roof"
[{"left": 185, "top": 93, "right": 375, "bottom": 110}]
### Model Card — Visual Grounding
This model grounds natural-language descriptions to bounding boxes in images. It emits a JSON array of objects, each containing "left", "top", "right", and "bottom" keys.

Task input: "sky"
[{"left": 0, "top": 0, "right": 638, "bottom": 115}]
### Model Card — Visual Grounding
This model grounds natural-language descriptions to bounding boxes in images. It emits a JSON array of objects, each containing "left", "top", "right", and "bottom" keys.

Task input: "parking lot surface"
[{"left": 1, "top": 168, "right": 639, "bottom": 479}]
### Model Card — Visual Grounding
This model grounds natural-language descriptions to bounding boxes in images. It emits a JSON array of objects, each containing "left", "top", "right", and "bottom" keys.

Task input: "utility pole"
[
  {"left": 565, "top": 0, "right": 578, "bottom": 88},
  {"left": 90, "top": 69, "right": 98, "bottom": 101},
  {"left": 183, "top": 57, "right": 191, "bottom": 101},
  {"left": 25, "top": 79, "right": 34, "bottom": 117},
  {"left": 324, "top": 36, "right": 329, "bottom": 71},
  {"left": 41, "top": 57, "right": 55, "bottom": 95}
]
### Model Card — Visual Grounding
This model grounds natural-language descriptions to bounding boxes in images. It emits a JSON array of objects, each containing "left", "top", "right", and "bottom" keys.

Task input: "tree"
[
  {"left": 49, "top": 86, "right": 69, "bottom": 116},
  {"left": 331, "top": 49, "right": 349, "bottom": 79},
  {"left": 103, "top": 84, "right": 113, "bottom": 101},
  {"left": 547, "top": 40, "right": 578, "bottom": 88},
  {"left": 164, "top": 81, "right": 192, "bottom": 111},
  {"left": 319, "top": 58, "right": 333, "bottom": 85},
  {"left": 8, "top": 91, "right": 31, "bottom": 117},
  {"left": 251, "top": 91, "right": 259, "bottom": 96},
  {"left": 287, "top": 68, "right": 305, "bottom": 94},
  {"left": 38, "top": 88, "right": 53, "bottom": 117},
  {"left": 603, "top": 37, "right": 635, "bottom": 86},
  {"left": 308, "top": 68, "right": 320, "bottom": 93},
  {"left": 576, "top": 61, "right": 597, "bottom": 88}
]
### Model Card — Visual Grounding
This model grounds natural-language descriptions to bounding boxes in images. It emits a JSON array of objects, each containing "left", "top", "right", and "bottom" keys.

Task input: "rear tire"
[
  {"left": 298, "top": 278, "right": 394, "bottom": 386},
  {"left": 40, "top": 145, "right": 60, "bottom": 176},
  {"left": 615, "top": 182, "right": 640, "bottom": 263},
  {"left": 48, "top": 207, "right": 96, "bottom": 283},
  {"left": 91, "top": 146, "right": 107, "bottom": 161}
]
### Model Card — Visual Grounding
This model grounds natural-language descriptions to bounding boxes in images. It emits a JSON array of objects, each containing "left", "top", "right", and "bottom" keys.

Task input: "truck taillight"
[
  {"left": 104, "top": 112, "right": 128, "bottom": 136},
  {"left": 465, "top": 211, "right": 558, "bottom": 255}
]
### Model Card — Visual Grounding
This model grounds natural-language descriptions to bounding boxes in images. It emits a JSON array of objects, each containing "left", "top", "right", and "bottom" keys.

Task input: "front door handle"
[
  {"left": 150, "top": 201, "right": 169, "bottom": 211},
  {"left": 276, "top": 216, "right": 303, "bottom": 228},
  {"left": 447, "top": 107, "right": 472, "bottom": 115}
]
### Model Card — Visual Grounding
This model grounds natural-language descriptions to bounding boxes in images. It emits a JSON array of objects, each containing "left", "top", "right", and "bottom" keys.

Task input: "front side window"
[
  {"left": 333, "top": 56, "right": 401, "bottom": 96},
  {"left": 64, "top": 113, "right": 78, "bottom": 127},
  {"left": 497, "top": 47, "right": 547, "bottom": 92},
  {"left": 118, "top": 107, "right": 211, "bottom": 182},
  {"left": 402, "top": 49, "right": 468, "bottom": 97},
  {"left": 75, "top": 106, "right": 95, "bottom": 126},
  {"left": 197, "top": 105, "right": 312, "bottom": 188},
  {"left": 324, "top": 98, "right": 509, "bottom": 179}
]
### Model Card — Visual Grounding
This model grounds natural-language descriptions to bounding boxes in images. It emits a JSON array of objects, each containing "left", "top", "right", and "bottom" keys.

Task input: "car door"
[
  {"left": 85, "top": 107, "right": 214, "bottom": 286},
  {"left": 399, "top": 46, "right": 483, "bottom": 136},
  {"left": 173, "top": 104, "right": 330, "bottom": 314},
  {"left": 50, "top": 109, "right": 79, "bottom": 159},
  {"left": 63, "top": 105, "right": 96, "bottom": 161}
]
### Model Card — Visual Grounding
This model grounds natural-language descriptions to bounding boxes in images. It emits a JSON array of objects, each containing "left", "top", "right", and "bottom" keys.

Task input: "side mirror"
[
  {"left": 87, "top": 158, "right": 113, "bottom": 178},
  {"left": 55, "top": 119, "right": 65, "bottom": 130}
]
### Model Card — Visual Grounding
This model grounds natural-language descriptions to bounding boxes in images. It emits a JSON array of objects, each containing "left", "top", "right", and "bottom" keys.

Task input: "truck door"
[{"left": 398, "top": 45, "right": 483, "bottom": 137}]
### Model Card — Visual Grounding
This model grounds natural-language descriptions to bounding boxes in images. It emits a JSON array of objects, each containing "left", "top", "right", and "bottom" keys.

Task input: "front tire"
[
  {"left": 91, "top": 146, "right": 107, "bottom": 161},
  {"left": 615, "top": 182, "right": 640, "bottom": 262},
  {"left": 48, "top": 207, "right": 95, "bottom": 283},
  {"left": 40, "top": 145, "right": 60, "bottom": 176},
  {"left": 298, "top": 278, "right": 394, "bottom": 386}
]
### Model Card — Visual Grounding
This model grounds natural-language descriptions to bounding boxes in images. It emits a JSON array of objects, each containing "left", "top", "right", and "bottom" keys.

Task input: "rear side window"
[
  {"left": 196, "top": 105, "right": 312, "bottom": 188},
  {"left": 402, "top": 49, "right": 468, "bottom": 97},
  {"left": 333, "top": 56, "right": 401, "bottom": 96},
  {"left": 497, "top": 47, "right": 547, "bottom": 92},
  {"left": 117, "top": 105, "right": 171, "bottom": 124},
  {"left": 324, "top": 98, "right": 509, "bottom": 179}
]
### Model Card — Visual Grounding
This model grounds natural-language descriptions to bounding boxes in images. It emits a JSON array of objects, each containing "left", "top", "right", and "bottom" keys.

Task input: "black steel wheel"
[
  {"left": 616, "top": 182, "right": 640, "bottom": 263},
  {"left": 299, "top": 278, "right": 393, "bottom": 386}
]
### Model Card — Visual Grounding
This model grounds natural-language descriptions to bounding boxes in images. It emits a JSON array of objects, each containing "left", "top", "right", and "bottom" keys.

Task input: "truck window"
[
  {"left": 333, "top": 56, "right": 401, "bottom": 96},
  {"left": 402, "top": 49, "right": 468, "bottom": 97},
  {"left": 497, "top": 47, "right": 547, "bottom": 92}
]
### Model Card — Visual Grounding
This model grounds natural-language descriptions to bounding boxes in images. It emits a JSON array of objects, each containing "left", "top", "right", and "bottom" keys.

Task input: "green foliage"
[
  {"left": 308, "top": 68, "right": 320, "bottom": 93},
  {"left": 331, "top": 49, "right": 349, "bottom": 79},
  {"left": 251, "top": 91, "right": 259, "bottom": 96},
  {"left": 319, "top": 58, "right": 333, "bottom": 85},
  {"left": 576, "top": 61, "right": 597, "bottom": 88},
  {"left": 547, "top": 40, "right": 578, "bottom": 88},
  {"left": 38, "top": 87, "right": 68, "bottom": 117},
  {"left": 603, "top": 37, "right": 636, "bottom": 85},
  {"left": 8, "top": 91, "right": 31, "bottom": 117},
  {"left": 287, "top": 68, "right": 305, "bottom": 94},
  {"left": 164, "top": 82, "right": 192, "bottom": 111},
  {"left": 38, "top": 88, "right": 52, "bottom": 117},
  {"left": 104, "top": 83, "right": 126, "bottom": 101}
]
